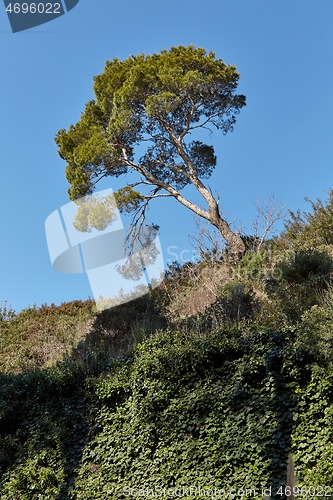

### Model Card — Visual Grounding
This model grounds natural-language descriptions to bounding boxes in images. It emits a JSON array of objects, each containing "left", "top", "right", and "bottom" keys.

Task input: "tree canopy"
[{"left": 55, "top": 45, "right": 246, "bottom": 258}]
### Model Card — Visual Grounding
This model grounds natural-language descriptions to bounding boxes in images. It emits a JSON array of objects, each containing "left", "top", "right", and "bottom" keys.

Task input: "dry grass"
[{"left": 165, "top": 260, "right": 233, "bottom": 319}]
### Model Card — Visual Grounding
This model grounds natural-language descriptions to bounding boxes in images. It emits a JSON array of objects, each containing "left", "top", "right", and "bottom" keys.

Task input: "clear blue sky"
[{"left": 1, "top": 0, "right": 333, "bottom": 313}]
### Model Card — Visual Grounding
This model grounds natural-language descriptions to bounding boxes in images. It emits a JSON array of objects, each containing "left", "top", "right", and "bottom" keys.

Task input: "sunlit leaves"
[{"left": 55, "top": 45, "right": 246, "bottom": 204}]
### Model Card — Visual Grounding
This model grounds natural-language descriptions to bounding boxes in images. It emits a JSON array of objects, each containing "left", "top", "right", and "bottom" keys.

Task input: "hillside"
[{"left": 1, "top": 193, "right": 333, "bottom": 499}]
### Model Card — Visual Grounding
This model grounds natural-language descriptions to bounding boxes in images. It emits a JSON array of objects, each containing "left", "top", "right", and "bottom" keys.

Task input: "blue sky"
[{"left": 1, "top": 0, "right": 333, "bottom": 313}]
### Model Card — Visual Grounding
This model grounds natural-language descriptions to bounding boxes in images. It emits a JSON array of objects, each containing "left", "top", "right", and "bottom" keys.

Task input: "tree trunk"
[
  {"left": 286, "top": 454, "right": 295, "bottom": 500},
  {"left": 206, "top": 197, "right": 245, "bottom": 260},
  {"left": 214, "top": 217, "right": 246, "bottom": 260},
  {"left": 121, "top": 149, "right": 246, "bottom": 260}
]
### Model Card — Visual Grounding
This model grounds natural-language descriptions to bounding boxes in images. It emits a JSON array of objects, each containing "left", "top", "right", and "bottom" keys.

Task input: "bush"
[
  {"left": 1, "top": 314, "right": 333, "bottom": 497},
  {"left": 282, "top": 189, "right": 333, "bottom": 249},
  {"left": 265, "top": 249, "right": 333, "bottom": 322}
]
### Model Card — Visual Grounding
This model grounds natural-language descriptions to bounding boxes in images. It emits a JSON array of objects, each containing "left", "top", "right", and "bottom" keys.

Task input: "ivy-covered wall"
[{"left": 1, "top": 323, "right": 332, "bottom": 499}]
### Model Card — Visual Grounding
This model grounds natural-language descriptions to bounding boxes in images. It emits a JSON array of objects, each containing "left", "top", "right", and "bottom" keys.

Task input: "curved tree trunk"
[
  {"left": 192, "top": 180, "right": 245, "bottom": 260},
  {"left": 121, "top": 146, "right": 246, "bottom": 261},
  {"left": 213, "top": 216, "right": 245, "bottom": 260}
]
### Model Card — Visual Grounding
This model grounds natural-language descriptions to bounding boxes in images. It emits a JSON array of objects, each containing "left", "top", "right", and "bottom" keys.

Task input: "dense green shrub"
[
  {"left": 265, "top": 249, "right": 333, "bottom": 322},
  {"left": 0, "top": 363, "right": 89, "bottom": 499},
  {"left": 1, "top": 320, "right": 332, "bottom": 499},
  {"left": 283, "top": 190, "right": 333, "bottom": 249},
  {"left": 234, "top": 247, "right": 270, "bottom": 282},
  {"left": 291, "top": 368, "right": 333, "bottom": 487},
  {"left": 68, "top": 327, "right": 295, "bottom": 498}
]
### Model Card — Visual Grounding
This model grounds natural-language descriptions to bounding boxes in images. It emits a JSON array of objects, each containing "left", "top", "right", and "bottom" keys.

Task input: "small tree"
[
  {"left": 250, "top": 195, "right": 286, "bottom": 252},
  {"left": 282, "top": 190, "right": 333, "bottom": 249},
  {"left": 55, "top": 45, "right": 246, "bottom": 258}
]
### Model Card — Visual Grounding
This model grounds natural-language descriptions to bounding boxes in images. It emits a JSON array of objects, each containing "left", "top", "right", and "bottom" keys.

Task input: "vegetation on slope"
[{"left": 1, "top": 191, "right": 333, "bottom": 498}]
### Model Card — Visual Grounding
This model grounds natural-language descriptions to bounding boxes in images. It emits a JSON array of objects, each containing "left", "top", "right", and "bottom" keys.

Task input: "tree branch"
[{"left": 121, "top": 147, "right": 211, "bottom": 220}]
